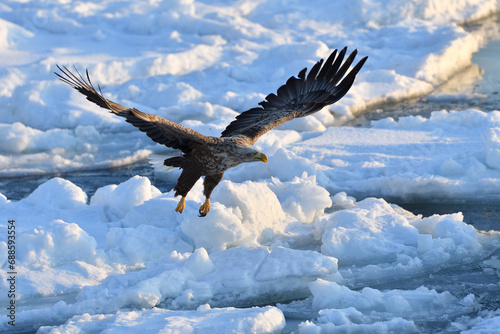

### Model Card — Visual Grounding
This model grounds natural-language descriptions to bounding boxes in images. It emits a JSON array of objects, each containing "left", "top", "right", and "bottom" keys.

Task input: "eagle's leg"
[
  {"left": 199, "top": 198, "right": 210, "bottom": 217},
  {"left": 199, "top": 172, "right": 224, "bottom": 217},
  {"left": 174, "top": 166, "right": 202, "bottom": 214},
  {"left": 175, "top": 197, "right": 186, "bottom": 213}
]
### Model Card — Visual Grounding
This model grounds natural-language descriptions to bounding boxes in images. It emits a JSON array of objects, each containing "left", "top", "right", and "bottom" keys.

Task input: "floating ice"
[
  {"left": 1, "top": 169, "right": 498, "bottom": 332},
  {"left": 2, "top": 0, "right": 500, "bottom": 332},
  {"left": 38, "top": 305, "right": 286, "bottom": 334}
]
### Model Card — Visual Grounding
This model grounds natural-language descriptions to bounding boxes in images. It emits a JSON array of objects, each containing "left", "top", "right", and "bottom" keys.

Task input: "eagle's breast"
[{"left": 193, "top": 137, "right": 252, "bottom": 175}]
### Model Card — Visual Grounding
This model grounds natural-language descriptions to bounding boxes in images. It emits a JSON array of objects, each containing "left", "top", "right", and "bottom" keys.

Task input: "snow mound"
[
  {"left": 24, "top": 177, "right": 87, "bottom": 210},
  {"left": 462, "top": 313, "right": 500, "bottom": 334},
  {"left": 2, "top": 171, "right": 498, "bottom": 332},
  {"left": 299, "top": 309, "right": 418, "bottom": 334},
  {"left": 314, "top": 195, "right": 491, "bottom": 286},
  {"left": 39, "top": 305, "right": 285, "bottom": 334},
  {"left": 91, "top": 175, "right": 162, "bottom": 219},
  {"left": 310, "top": 280, "right": 474, "bottom": 317},
  {"left": 292, "top": 279, "right": 475, "bottom": 333}
]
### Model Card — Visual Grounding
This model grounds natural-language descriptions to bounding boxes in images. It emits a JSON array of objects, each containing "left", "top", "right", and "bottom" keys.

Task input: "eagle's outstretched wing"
[
  {"left": 55, "top": 65, "right": 212, "bottom": 153},
  {"left": 221, "top": 48, "right": 367, "bottom": 144}
]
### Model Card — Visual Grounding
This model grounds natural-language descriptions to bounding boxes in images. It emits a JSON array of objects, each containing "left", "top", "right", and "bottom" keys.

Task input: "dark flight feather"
[
  {"left": 221, "top": 47, "right": 367, "bottom": 144},
  {"left": 55, "top": 65, "right": 212, "bottom": 153}
]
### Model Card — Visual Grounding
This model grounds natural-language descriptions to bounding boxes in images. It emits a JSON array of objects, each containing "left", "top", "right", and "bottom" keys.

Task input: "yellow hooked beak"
[{"left": 255, "top": 152, "right": 268, "bottom": 163}]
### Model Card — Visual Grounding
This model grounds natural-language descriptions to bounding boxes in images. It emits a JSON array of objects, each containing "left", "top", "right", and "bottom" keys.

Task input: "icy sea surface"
[{"left": 2, "top": 1, "right": 500, "bottom": 333}]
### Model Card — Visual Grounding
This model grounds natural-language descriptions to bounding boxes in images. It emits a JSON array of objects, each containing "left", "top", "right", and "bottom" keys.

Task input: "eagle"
[{"left": 56, "top": 47, "right": 367, "bottom": 216}]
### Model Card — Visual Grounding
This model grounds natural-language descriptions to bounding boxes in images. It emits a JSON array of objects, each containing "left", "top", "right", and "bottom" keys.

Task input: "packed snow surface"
[{"left": 2, "top": 0, "right": 500, "bottom": 332}]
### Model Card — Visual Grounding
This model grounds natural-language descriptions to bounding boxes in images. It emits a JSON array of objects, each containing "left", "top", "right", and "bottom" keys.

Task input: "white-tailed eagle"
[{"left": 56, "top": 47, "right": 367, "bottom": 216}]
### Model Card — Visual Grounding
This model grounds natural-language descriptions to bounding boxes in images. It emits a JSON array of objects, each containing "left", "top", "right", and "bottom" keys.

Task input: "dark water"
[{"left": 0, "top": 160, "right": 174, "bottom": 201}]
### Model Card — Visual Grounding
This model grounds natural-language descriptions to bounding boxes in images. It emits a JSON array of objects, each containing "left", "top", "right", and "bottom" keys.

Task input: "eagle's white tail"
[{"left": 148, "top": 154, "right": 178, "bottom": 172}]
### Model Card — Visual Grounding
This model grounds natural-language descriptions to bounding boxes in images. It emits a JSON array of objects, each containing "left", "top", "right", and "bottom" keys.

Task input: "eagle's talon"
[
  {"left": 175, "top": 197, "right": 186, "bottom": 213},
  {"left": 198, "top": 198, "right": 210, "bottom": 217}
]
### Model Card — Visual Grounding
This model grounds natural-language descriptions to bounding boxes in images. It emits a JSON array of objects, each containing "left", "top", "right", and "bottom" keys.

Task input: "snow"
[
  {"left": 37, "top": 305, "right": 286, "bottom": 334},
  {"left": 2, "top": 0, "right": 500, "bottom": 332},
  {"left": 463, "top": 314, "right": 500, "bottom": 334},
  {"left": 1, "top": 174, "right": 498, "bottom": 332}
]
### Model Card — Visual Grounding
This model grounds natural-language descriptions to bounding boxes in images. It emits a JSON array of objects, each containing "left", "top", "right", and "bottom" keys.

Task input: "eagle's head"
[
  {"left": 254, "top": 150, "right": 268, "bottom": 163},
  {"left": 234, "top": 146, "right": 268, "bottom": 164},
  {"left": 246, "top": 148, "right": 268, "bottom": 163}
]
